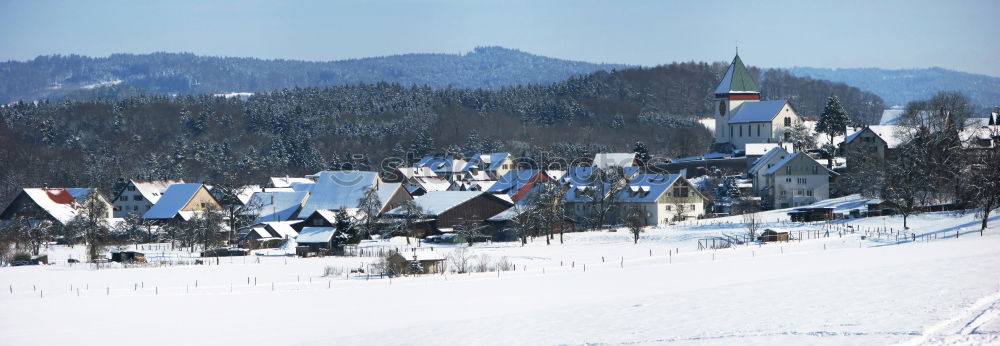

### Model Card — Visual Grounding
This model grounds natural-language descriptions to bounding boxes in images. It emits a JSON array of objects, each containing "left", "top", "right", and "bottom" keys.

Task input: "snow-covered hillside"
[{"left": 2, "top": 195, "right": 998, "bottom": 345}]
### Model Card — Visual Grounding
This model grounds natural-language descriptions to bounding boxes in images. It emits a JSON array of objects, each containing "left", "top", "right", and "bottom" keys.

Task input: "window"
[
  {"left": 806, "top": 190, "right": 814, "bottom": 196},
  {"left": 784, "top": 117, "right": 791, "bottom": 127},
  {"left": 127, "top": 186, "right": 136, "bottom": 191},
  {"left": 665, "top": 205, "right": 671, "bottom": 211},
  {"left": 739, "top": 126, "right": 743, "bottom": 137},
  {"left": 690, "top": 204, "right": 696, "bottom": 210},
  {"left": 781, "top": 190, "right": 787, "bottom": 196},
  {"left": 797, "top": 178, "right": 807, "bottom": 184},
  {"left": 313, "top": 218, "right": 323, "bottom": 226},
  {"left": 673, "top": 187, "right": 689, "bottom": 198},
  {"left": 785, "top": 178, "right": 792, "bottom": 183},
  {"left": 119, "top": 196, "right": 127, "bottom": 201},
  {"left": 757, "top": 124, "right": 761, "bottom": 137},
  {"left": 730, "top": 126, "right": 733, "bottom": 138},
  {"left": 786, "top": 166, "right": 792, "bottom": 174},
  {"left": 812, "top": 166, "right": 818, "bottom": 174},
  {"left": 133, "top": 205, "right": 138, "bottom": 211},
  {"left": 133, "top": 195, "right": 142, "bottom": 201}
]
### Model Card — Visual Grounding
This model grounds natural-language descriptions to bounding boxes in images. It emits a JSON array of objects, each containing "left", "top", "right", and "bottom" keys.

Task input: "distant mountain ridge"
[
  {"left": 0, "top": 47, "right": 629, "bottom": 103},
  {"left": 785, "top": 66, "right": 1000, "bottom": 108}
]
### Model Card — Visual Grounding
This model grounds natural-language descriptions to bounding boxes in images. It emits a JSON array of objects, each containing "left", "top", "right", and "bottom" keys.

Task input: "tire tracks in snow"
[{"left": 896, "top": 289, "right": 1000, "bottom": 345}]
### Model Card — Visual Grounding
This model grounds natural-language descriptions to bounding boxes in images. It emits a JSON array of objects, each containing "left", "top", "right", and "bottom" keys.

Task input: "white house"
[
  {"left": 112, "top": 179, "right": 183, "bottom": 218},
  {"left": 760, "top": 152, "right": 835, "bottom": 209}
]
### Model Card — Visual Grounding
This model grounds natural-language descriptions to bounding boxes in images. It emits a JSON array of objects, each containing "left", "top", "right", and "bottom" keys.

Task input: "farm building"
[{"left": 386, "top": 250, "right": 446, "bottom": 275}]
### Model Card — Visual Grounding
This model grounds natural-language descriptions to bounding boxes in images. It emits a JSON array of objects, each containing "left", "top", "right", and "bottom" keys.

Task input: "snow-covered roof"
[
  {"left": 263, "top": 221, "right": 300, "bottom": 238},
  {"left": 130, "top": 179, "right": 183, "bottom": 204},
  {"left": 844, "top": 125, "right": 905, "bottom": 149},
  {"left": 269, "top": 176, "right": 315, "bottom": 188},
  {"left": 387, "top": 191, "right": 486, "bottom": 216},
  {"left": 749, "top": 147, "right": 789, "bottom": 176},
  {"left": 615, "top": 174, "right": 680, "bottom": 203},
  {"left": 297, "top": 227, "right": 336, "bottom": 243},
  {"left": 376, "top": 183, "right": 406, "bottom": 212},
  {"left": 20, "top": 188, "right": 86, "bottom": 225},
  {"left": 729, "top": 100, "right": 789, "bottom": 123},
  {"left": 763, "top": 152, "right": 835, "bottom": 175},
  {"left": 234, "top": 185, "right": 262, "bottom": 205},
  {"left": 744, "top": 143, "right": 781, "bottom": 156},
  {"left": 462, "top": 152, "right": 511, "bottom": 172},
  {"left": 879, "top": 108, "right": 904, "bottom": 125},
  {"left": 564, "top": 183, "right": 614, "bottom": 203},
  {"left": 397, "top": 167, "right": 439, "bottom": 179},
  {"left": 486, "top": 206, "right": 526, "bottom": 222},
  {"left": 394, "top": 250, "right": 445, "bottom": 261},
  {"left": 143, "top": 184, "right": 205, "bottom": 219},
  {"left": 415, "top": 155, "right": 467, "bottom": 174},
  {"left": 297, "top": 171, "right": 379, "bottom": 218},
  {"left": 487, "top": 170, "right": 542, "bottom": 197},
  {"left": 411, "top": 176, "right": 451, "bottom": 192},
  {"left": 560, "top": 167, "right": 598, "bottom": 185},
  {"left": 544, "top": 170, "right": 566, "bottom": 181},
  {"left": 247, "top": 227, "right": 274, "bottom": 240},
  {"left": 592, "top": 153, "right": 636, "bottom": 169},
  {"left": 248, "top": 191, "right": 309, "bottom": 223}
]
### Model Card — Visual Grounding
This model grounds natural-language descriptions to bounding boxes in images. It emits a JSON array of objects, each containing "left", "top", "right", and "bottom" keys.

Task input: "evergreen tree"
[
  {"left": 633, "top": 141, "right": 651, "bottom": 167},
  {"left": 816, "top": 95, "right": 851, "bottom": 167}
]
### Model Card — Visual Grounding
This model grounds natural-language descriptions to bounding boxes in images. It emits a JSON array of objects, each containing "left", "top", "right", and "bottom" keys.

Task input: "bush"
[
  {"left": 323, "top": 265, "right": 343, "bottom": 277},
  {"left": 13, "top": 252, "right": 31, "bottom": 261}
]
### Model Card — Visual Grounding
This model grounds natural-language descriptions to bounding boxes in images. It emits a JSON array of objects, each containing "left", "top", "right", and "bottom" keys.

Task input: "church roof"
[
  {"left": 729, "top": 100, "right": 789, "bottom": 123},
  {"left": 714, "top": 54, "right": 759, "bottom": 95}
]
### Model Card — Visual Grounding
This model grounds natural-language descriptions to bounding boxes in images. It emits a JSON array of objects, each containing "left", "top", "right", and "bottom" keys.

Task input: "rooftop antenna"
[{"left": 735, "top": 42, "right": 739, "bottom": 56}]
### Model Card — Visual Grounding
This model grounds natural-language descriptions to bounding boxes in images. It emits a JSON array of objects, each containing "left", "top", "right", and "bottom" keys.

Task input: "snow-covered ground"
[{"left": 2, "top": 195, "right": 999, "bottom": 345}]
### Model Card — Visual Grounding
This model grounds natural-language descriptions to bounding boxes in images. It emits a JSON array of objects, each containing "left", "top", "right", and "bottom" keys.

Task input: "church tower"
[{"left": 713, "top": 53, "right": 760, "bottom": 146}]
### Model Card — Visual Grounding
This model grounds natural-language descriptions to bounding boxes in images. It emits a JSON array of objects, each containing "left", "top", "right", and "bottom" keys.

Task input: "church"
[{"left": 712, "top": 54, "right": 801, "bottom": 152}]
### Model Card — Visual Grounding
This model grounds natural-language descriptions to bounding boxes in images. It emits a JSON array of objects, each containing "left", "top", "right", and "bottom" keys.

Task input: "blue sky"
[{"left": 2, "top": 0, "right": 998, "bottom": 76}]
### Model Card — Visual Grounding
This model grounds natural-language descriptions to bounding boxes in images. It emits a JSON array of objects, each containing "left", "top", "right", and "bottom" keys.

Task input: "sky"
[{"left": 1, "top": 0, "right": 998, "bottom": 76}]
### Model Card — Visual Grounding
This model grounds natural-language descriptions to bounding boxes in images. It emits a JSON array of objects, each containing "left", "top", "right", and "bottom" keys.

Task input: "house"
[
  {"left": 375, "top": 182, "right": 413, "bottom": 216},
  {"left": 713, "top": 53, "right": 802, "bottom": 152},
  {"left": 245, "top": 191, "right": 310, "bottom": 223},
  {"left": 299, "top": 209, "right": 361, "bottom": 229},
  {"left": 414, "top": 154, "right": 468, "bottom": 182},
  {"left": 841, "top": 125, "right": 907, "bottom": 163},
  {"left": 486, "top": 169, "right": 550, "bottom": 204},
  {"left": 112, "top": 179, "right": 183, "bottom": 218},
  {"left": 760, "top": 152, "right": 835, "bottom": 209},
  {"left": 1, "top": 187, "right": 113, "bottom": 227},
  {"left": 744, "top": 143, "right": 791, "bottom": 170},
  {"left": 143, "top": 184, "right": 222, "bottom": 221},
  {"left": 615, "top": 174, "right": 707, "bottom": 225},
  {"left": 393, "top": 167, "right": 450, "bottom": 196},
  {"left": 384, "top": 191, "right": 513, "bottom": 237},
  {"left": 462, "top": 152, "right": 514, "bottom": 180},
  {"left": 241, "top": 220, "right": 301, "bottom": 248},
  {"left": 296, "top": 227, "right": 337, "bottom": 254},
  {"left": 748, "top": 146, "right": 790, "bottom": 194},
  {"left": 296, "top": 171, "right": 381, "bottom": 219},
  {"left": 386, "top": 250, "right": 446, "bottom": 275},
  {"left": 592, "top": 153, "right": 637, "bottom": 169}
]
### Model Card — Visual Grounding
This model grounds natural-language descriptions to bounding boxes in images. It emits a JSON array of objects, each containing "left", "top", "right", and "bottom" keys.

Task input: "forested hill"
[
  {"left": 786, "top": 66, "right": 1000, "bottom": 108},
  {"left": 0, "top": 47, "right": 627, "bottom": 103},
  {"left": 0, "top": 61, "right": 884, "bottom": 208}
]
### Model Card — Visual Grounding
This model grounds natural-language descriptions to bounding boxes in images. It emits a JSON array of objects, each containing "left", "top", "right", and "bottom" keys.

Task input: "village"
[{"left": 2, "top": 54, "right": 999, "bottom": 276}]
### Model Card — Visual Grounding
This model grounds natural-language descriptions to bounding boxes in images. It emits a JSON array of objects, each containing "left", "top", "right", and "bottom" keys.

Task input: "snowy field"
[{"left": 2, "top": 195, "right": 999, "bottom": 345}]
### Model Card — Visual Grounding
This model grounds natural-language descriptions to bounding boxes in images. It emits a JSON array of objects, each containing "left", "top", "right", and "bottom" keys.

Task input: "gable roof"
[
  {"left": 393, "top": 250, "right": 445, "bottom": 261},
  {"left": 415, "top": 154, "right": 467, "bottom": 174},
  {"left": 18, "top": 188, "right": 90, "bottom": 224},
  {"left": 564, "top": 182, "right": 615, "bottom": 203},
  {"left": 846, "top": 125, "right": 904, "bottom": 149},
  {"left": 143, "top": 184, "right": 206, "bottom": 219},
  {"left": 397, "top": 167, "right": 439, "bottom": 179},
  {"left": 616, "top": 174, "right": 681, "bottom": 203},
  {"left": 270, "top": 176, "right": 315, "bottom": 188},
  {"left": 763, "top": 152, "right": 834, "bottom": 175},
  {"left": 129, "top": 179, "right": 183, "bottom": 204},
  {"left": 592, "top": 153, "right": 636, "bottom": 169},
  {"left": 749, "top": 147, "right": 790, "bottom": 176},
  {"left": 462, "top": 152, "right": 511, "bottom": 172},
  {"left": 729, "top": 100, "right": 789, "bottom": 123},
  {"left": 263, "top": 221, "right": 301, "bottom": 238},
  {"left": 487, "top": 170, "right": 543, "bottom": 196},
  {"left": 248, "top": 191, "right": 309, "bottom": 223},
  {"left": 297, "top": 171, "right": 380, "bottom": 218},
  {"left": 879, "top": 108, "right": 905, "bottom": 125},
  {"left": 560, "top": 167, "right": 598, "bottom": 185},
  {"left": 297, "top": 227, "right": 336, "bottom": 243},
  {"left": 387, "top": 191, "right": 501, "bottom": 217},
  {"left": 714, "top": 54, "right": 759, "bottom": 94}
]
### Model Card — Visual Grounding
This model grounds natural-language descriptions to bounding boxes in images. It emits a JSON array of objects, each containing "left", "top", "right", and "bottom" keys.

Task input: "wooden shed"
[
  {"left": 757, "top": 229, "right": 789, "bottom": 243},
  {"left": 386, "top": 250, "right": 446, "bottom": 275}
]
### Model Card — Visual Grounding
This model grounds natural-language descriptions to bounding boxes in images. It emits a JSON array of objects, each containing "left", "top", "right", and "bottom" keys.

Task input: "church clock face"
[{"left": 719, "top": 100, "right": 726, "bottom": 116}]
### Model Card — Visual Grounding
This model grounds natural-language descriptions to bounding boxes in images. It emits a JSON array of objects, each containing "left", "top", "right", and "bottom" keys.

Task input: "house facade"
[
  {"left": 761, "top": 153, "right": 833, "bottom": 209},
  {"left": 143, "top": 184, "right": 222, "bottom": 221},
  {"left": 112, "top": 179, "right": 183, "bottom": 218},
  {"left": 616, "top": 174, "right": 707, "bottom": 225}
]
